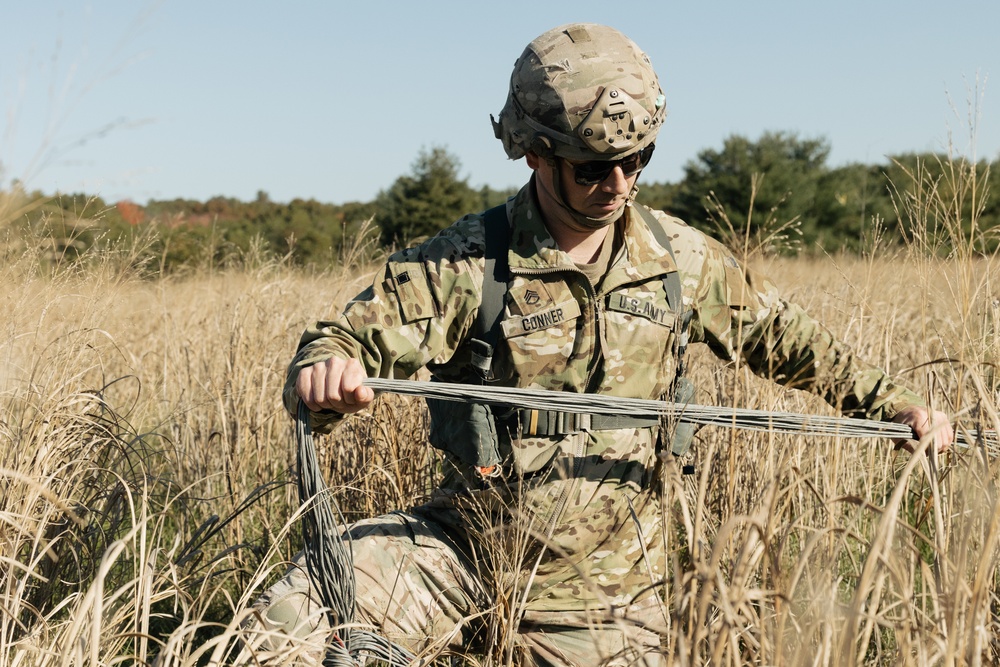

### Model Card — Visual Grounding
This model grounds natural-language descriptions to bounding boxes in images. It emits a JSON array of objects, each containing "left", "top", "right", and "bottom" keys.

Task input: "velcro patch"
[
  {"left": 508, "top": 278, "right": 557, "bottom": 316},
  {"left": 606, "top": 292, "right": 673, "bottom": 326},
  {"left": 502, "top": 299, "right": 582, "bottom": 338}
]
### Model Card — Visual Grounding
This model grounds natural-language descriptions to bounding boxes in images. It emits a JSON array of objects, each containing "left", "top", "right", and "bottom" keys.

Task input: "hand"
[
  {"left": 295, "top": 357, "right": 374, "bottom": 414},
  {"left": 890, "top": 405, "right": 953, "bottom": 455}
]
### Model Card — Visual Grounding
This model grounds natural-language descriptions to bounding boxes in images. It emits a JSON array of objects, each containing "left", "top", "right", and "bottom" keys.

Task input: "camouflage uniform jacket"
[{"left": 284, "top": 182, "right": 924, "bottom": 614}]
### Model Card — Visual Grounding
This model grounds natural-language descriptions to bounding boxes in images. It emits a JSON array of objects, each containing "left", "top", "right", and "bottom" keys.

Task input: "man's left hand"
[{"left": 891, "top": 406, "right": 953, "bottom": 454}]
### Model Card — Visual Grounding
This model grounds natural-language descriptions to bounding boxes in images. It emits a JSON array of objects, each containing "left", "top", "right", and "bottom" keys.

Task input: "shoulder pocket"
[
  {"left": 724, "top": 262, "right": 759, "bottom": 310},
  {"left": 388, "top": 261, "right": 436, "bottom": 323}
]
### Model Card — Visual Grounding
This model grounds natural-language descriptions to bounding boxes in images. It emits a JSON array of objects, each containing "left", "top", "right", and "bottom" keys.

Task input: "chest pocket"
[
  {"left": 602, "top": 281, "right": 677, "bottom": 390},
  {"left": 497, "top": 277, "right": 583, "bottom": 381},
  {"left": 502, "top": 299, "right": 583, "bottom": 338}
]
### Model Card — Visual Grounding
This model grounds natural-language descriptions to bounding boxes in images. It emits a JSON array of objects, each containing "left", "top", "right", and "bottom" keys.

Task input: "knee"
[{"left": 244, "top": 555, "right": 328, "bottom": 650}]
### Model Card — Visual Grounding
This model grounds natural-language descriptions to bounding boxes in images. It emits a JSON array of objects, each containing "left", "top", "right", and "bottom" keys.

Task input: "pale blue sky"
[{"left": 2, "top": 1, "right": 998, "bottom": 205}]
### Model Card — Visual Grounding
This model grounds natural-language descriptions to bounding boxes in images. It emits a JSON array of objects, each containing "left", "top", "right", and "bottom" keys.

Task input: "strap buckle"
[{"left": 468, "top": 338, "right": 494, "bottom": 381}]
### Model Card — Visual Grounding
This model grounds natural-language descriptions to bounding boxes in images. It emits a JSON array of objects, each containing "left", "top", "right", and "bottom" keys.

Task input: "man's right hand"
[{"left": 295, "top": 357, "right": 374, "bottom": 414}]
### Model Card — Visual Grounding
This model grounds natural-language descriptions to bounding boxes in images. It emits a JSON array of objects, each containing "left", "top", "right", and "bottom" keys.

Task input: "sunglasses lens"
[
  {"left": 570, "top": 145, "right": 655, "bottom": 185},
  {"left": 572, "top": 162, "right": 614, "bottom": 185},
  {"left": 632, "top": 144, "right": 655, "bottom": 173}
]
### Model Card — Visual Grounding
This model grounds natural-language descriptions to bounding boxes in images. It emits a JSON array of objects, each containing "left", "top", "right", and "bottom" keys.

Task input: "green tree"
[
  {"left": 672, "top": 132, "right": 830, "bottom": 251},
  {"left": 636, "top": 180, "right": 680, "bottom": 216},
  {"left": 813, "top": 162, "right": 896, "bottom": 252},
  {"left": 478, "top": 184, "right": 519, "bottom": 211},
  {"left": 375, "top": 146, "right": 482, "bottom": 246}
]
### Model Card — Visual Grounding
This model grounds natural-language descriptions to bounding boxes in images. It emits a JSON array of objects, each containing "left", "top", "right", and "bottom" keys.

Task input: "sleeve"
[
  {"left": 689, "top": 235, "right": 924, "bottom": 421},
  {"left": 282, "top": 228, "right": 485, "bottom": 432}
]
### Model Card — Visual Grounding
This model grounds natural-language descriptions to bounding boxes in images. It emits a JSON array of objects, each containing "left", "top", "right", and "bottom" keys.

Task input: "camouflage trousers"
[{"left": 240, "top": 510, "right": 666, "bottom": 666}]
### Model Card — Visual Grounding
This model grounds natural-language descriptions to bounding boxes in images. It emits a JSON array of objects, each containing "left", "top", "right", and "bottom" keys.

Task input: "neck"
[
  {"left": 551, "top": 223, "right": 611, "bottom": 264},
  {"left": 532, "top": 176, "right": 617, "bottom": 263}
]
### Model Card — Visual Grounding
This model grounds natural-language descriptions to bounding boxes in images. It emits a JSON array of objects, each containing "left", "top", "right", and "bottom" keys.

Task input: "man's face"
[{"left": 527, "top": 152, "right": 639, "bottom": 223}]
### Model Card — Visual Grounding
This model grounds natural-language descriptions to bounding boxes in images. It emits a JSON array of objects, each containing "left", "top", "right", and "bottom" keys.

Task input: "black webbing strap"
[
  {"left": 468, "top": 204, "right": 510, "bottom": 381},
  {"left": 508, "top": 409, "right": 659, "bottom": 437},
  {"left": 632, "top": 205, "right": 684, "bottom": 318},
  {"left": 632, "top": 204, "right": 696, "bottom": 458},
  {"left": 632, "top": 204, "right": 692, "bottom": 365}
]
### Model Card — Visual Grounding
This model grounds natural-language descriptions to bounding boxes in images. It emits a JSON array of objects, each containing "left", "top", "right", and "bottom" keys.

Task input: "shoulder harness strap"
[
  {"left": 632, "top": 204, "right": 696, "bottom": 458},
  {"left": 631, "top": 204, "right": 692, "bottom": 374},
  {"left": 469, "top": 203, "right": 510, "bottom": 381}
]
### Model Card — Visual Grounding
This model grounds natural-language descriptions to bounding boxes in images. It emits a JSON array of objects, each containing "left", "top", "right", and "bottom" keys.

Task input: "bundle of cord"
[{"left": 296, "top": 401, "right": 416, "bottom": 666}]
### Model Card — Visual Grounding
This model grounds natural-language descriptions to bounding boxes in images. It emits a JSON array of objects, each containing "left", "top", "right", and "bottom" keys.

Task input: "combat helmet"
[{"left": 492, "top": 23, "right": 666, "bottom": 164}]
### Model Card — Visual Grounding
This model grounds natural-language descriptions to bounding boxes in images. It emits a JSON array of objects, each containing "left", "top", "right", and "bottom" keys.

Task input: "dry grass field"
[{"left": 1, "top": 167, "right": 999, "bottom": 666}]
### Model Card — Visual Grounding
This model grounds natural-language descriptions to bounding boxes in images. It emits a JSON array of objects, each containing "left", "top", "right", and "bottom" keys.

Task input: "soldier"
[{"left": 247, "top": 23, "right": 953, "bottom": 666}]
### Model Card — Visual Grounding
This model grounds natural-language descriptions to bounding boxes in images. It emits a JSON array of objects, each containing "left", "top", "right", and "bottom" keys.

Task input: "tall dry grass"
[
  {"left": 0, "top": 153, "right": 998, "bottom": 666},
  {"left": 0, "top": 195, "right": 432, "bottom": 665}
]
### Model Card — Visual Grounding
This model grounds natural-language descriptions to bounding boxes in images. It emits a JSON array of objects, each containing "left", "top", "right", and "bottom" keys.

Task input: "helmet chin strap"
[{"left": 535, "top": 157, "right": 639, "bottom": 232}]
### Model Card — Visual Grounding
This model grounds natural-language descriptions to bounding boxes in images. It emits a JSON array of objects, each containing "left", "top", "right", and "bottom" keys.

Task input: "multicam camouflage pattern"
[
  {"left": 493, "top": 23, "right": 667, "bottom": 162},
  {"left": 243, "top": 511, "right": 666, "bottom": 666},
  {"left": 279, "top": 182, "right": 925, "bottom": 631},
  {"left": 244, "top": 512, "right": 485, "bottom": 663}
]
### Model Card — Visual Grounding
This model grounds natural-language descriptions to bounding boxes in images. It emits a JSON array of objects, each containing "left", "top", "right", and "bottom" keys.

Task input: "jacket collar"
[{"left": 505, "top": 179, "right": 677, "bottom": 284}]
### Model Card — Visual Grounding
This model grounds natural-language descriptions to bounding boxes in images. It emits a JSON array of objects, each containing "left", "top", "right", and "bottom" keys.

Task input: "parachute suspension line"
[
  {"left": 296, "top": 401, "right": 416, "bottom": 667},
  {"left": 361, "top": 378, "right": 995, "bottom": 456},
  {"left": 293, "top": 381, "right": 988, "bottom": 663}
]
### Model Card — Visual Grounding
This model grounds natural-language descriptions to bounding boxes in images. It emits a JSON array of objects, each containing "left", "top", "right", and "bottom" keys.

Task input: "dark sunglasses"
[{"left": 565, "top": 145, "right": 655, "bottom": 185}]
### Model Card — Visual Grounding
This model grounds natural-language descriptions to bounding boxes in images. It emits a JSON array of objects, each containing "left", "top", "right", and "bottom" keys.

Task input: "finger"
[
  {"left": 341, "top": 361, "right": 373, "bottom": 411},
  {"left": 294, "top": 366, "right": 311, "bottom": 401},
  {"left": 314, "top": 361, "right": 335, "bottom": 410},
  {"left": 295, "top": 365, "right": 321, "bottom": 411},
  {"left": 936, "top": 429, "right": 954, "bottom": 454},
  {"left": 935, "top": 411, "right": 954, "bottom": 452},
  {"left": 323, "top": 358, "right": 345, "bottom": 408},
  {"left": 340, "top": 364, "right": 359, "bottom": 407}
]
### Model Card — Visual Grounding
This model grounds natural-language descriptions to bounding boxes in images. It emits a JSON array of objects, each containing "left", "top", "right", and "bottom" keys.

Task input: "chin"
[{"left": 591, "top": 203, "right": 623, "bottom": 217}]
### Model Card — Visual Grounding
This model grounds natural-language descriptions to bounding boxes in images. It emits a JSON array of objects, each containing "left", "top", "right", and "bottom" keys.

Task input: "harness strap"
[
  {"left": 506, "top": 408, "right": 659, "bottom": 437},
  {"left": 631, "top": 204, "right": 696, "bottom": 457},
  {"left": 632, "top": 204, "right": 692, "bottom": 360},
  {"left": 469, "top": 203, "right": 510, "bottom": 381}
]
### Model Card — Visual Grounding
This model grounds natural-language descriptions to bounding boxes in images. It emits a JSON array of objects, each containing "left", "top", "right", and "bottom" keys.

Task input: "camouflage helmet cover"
[{"left": 493, "top": 23, "right": 666, "bottom": 162}]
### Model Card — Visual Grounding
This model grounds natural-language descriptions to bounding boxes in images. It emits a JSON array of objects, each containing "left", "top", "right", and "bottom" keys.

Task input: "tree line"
[{"left": 12, "top": 133, "right": 1000, "bottom": 272}]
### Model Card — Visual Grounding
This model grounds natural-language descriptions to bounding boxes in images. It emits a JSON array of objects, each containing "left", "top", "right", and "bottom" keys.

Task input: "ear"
[{"left": 525, "top": 151, "right": 541, "bottom": 170}]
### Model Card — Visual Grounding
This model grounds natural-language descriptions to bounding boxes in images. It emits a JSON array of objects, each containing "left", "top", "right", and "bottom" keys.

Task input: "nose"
[{"left": 601, "top": 164, "right": 629, "bottom": 194}]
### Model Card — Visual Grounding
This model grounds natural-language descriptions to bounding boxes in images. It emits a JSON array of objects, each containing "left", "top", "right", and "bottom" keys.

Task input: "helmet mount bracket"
[{"left": 577, "top": 87, "right": 651, "bottom": 155}]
